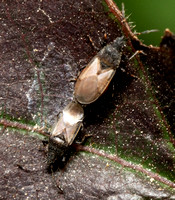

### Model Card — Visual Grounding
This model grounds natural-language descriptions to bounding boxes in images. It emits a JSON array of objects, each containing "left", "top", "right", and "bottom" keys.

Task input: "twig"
[{"left": 105, "top": 0, "right": 138, "bottom": 41}]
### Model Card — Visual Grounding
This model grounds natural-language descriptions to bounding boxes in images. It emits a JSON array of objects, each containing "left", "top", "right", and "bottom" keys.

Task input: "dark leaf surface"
[{"left": 0, "top": 0, "right": 174, "bottom": 199}]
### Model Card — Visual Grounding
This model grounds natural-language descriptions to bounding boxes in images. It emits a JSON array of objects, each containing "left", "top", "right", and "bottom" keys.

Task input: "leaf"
[{"left": 0, "top": 0, "right": 174, "bottom": 199}]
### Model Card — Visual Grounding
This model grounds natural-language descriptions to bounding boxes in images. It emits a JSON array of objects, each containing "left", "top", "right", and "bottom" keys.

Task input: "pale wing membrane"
[
  {"left": 64, "top": 122, "right": 82, "bottom": 145},
  {"left": 78, "top": 57, "right": 100, "bottom": 79},
  {"left": 51, "top": 102, "right": 84, "bottom": 145},
  {"left": 51, "top": 113, "right": 65, "bottom": 137},
  {"left": 75, "top": 76, "right": 98, "bottom": 104},
  {"left": 97, "top": 68, "right": 115, "bottom": 94}
]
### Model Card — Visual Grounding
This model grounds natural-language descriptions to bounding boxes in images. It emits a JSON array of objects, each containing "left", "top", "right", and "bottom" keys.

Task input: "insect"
[
  {"left": 47, "top": 101, "right": 84, "bottom": 169},
  {"left": 47, "top": 37, "right": 125, "bottom": 169},
  {"left": 51, "top": 101, "right": 84, "bottom": 145},
  {"left": 74, "top": 37, "right": 125, "bottom": 104}
]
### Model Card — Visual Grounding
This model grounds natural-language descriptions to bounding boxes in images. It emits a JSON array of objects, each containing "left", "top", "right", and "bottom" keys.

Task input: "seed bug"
[
  {"left": 74, "top": 37, "right": 125, "bottom": 104},
  {"left": 47, "top": 101, "right": 84, "bottom": 170},
  {"left": 47, "top": 37, "right": 125, "bottom": 169}
]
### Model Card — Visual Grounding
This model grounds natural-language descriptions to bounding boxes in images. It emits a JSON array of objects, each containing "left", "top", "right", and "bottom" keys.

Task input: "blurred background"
[{"left": 114, "top": 0, "right": 175, "bottom": 46}]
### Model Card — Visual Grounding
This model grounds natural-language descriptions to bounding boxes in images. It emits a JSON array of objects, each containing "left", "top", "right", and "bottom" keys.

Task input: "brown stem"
[{"left": 105, "top": 0, "right": 138, "bottom": 41}]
